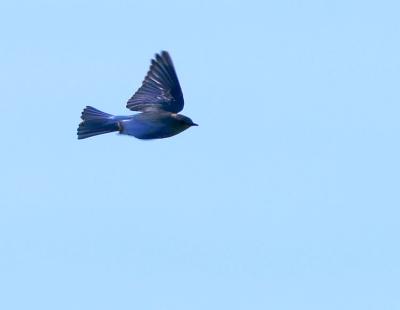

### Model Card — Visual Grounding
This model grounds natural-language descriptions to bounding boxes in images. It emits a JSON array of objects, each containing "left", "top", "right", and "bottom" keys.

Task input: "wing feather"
[{"left": 126, "top": 51, "right": 184, "bottom": 113}]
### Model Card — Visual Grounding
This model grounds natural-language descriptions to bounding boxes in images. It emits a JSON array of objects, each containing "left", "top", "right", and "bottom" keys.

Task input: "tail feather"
[
  {"left": 77, "top": 106, "right": 119, "bottom": 139},
  {"left": 80, "top": 106, "right": 113, "bottom": 120}
]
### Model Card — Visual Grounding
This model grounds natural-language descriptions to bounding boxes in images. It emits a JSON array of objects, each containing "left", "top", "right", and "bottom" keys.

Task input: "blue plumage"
[
  {"left": 77, "top": 51, "right": 197, "bottom": 140},
  {"left": 77, "top": 106, "right": 120, "bottom": 140}
]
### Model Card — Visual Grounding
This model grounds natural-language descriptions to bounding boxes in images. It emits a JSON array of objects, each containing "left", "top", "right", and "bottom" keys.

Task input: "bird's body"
[
  {"left": 119, "top": 112, "right": 194, "bottom": 139},
  {"left": 77, "top": 51, "right": 197, "bottom": 140}
]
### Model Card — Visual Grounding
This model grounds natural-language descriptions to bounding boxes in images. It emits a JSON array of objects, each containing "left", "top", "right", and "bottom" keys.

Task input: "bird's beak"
[{"left": 192, "top": 123, "right": 199, "bottom": 126}]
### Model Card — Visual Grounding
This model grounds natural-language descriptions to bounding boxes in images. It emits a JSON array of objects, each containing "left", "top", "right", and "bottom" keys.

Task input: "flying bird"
[{"left": 77, "top": 51, "right": 197, "bottom": 140}]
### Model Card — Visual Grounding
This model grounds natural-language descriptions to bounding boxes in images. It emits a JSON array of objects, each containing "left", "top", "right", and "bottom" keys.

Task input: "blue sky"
[{"left": 1, "top": 0, "right": 399, "bottom": 309}]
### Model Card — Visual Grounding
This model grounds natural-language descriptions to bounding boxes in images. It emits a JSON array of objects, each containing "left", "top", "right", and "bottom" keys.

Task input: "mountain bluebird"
[{"left": 77, "top": 51, "right": 197, "bottom": 140}]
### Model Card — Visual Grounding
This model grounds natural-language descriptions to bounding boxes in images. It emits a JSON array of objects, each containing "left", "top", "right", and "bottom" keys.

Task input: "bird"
[{"left": 77, "top": 51, "right": 197, "bottom": 140}]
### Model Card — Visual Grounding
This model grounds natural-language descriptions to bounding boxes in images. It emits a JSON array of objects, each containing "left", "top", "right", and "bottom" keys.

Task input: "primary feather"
[{"left": 126, "top": 51, "right": 184, "bottom": 113}]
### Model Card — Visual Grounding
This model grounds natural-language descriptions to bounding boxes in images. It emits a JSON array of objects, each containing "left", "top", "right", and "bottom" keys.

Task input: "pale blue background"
[{"left": 1, "top": 1, "right": 399, "bottom": 309}]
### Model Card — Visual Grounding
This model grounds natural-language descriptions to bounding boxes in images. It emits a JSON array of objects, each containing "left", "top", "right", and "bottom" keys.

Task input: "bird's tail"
[{"left": 77, "top": 106, "right": 120, "bottom": 139}]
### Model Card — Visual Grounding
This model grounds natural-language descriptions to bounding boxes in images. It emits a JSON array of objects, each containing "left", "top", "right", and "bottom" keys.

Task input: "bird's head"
[{"left": 173, "top": 114, "right": 198, "bottom": 128}]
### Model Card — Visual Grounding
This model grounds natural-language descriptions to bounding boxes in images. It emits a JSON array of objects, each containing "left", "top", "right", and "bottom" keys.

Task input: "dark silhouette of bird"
[{"left": 77, "top": 51, "right": 197, "bottom": 140}]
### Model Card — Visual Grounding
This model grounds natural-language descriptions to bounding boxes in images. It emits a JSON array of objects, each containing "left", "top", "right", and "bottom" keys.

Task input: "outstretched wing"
[{"left": 126, "top": 51, "right": 184, "bottom": 113}]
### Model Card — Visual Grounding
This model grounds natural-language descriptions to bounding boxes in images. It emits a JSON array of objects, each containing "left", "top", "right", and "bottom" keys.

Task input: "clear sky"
[{"left": 1, "top": 0, "right": 399, "bottom": 309}]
